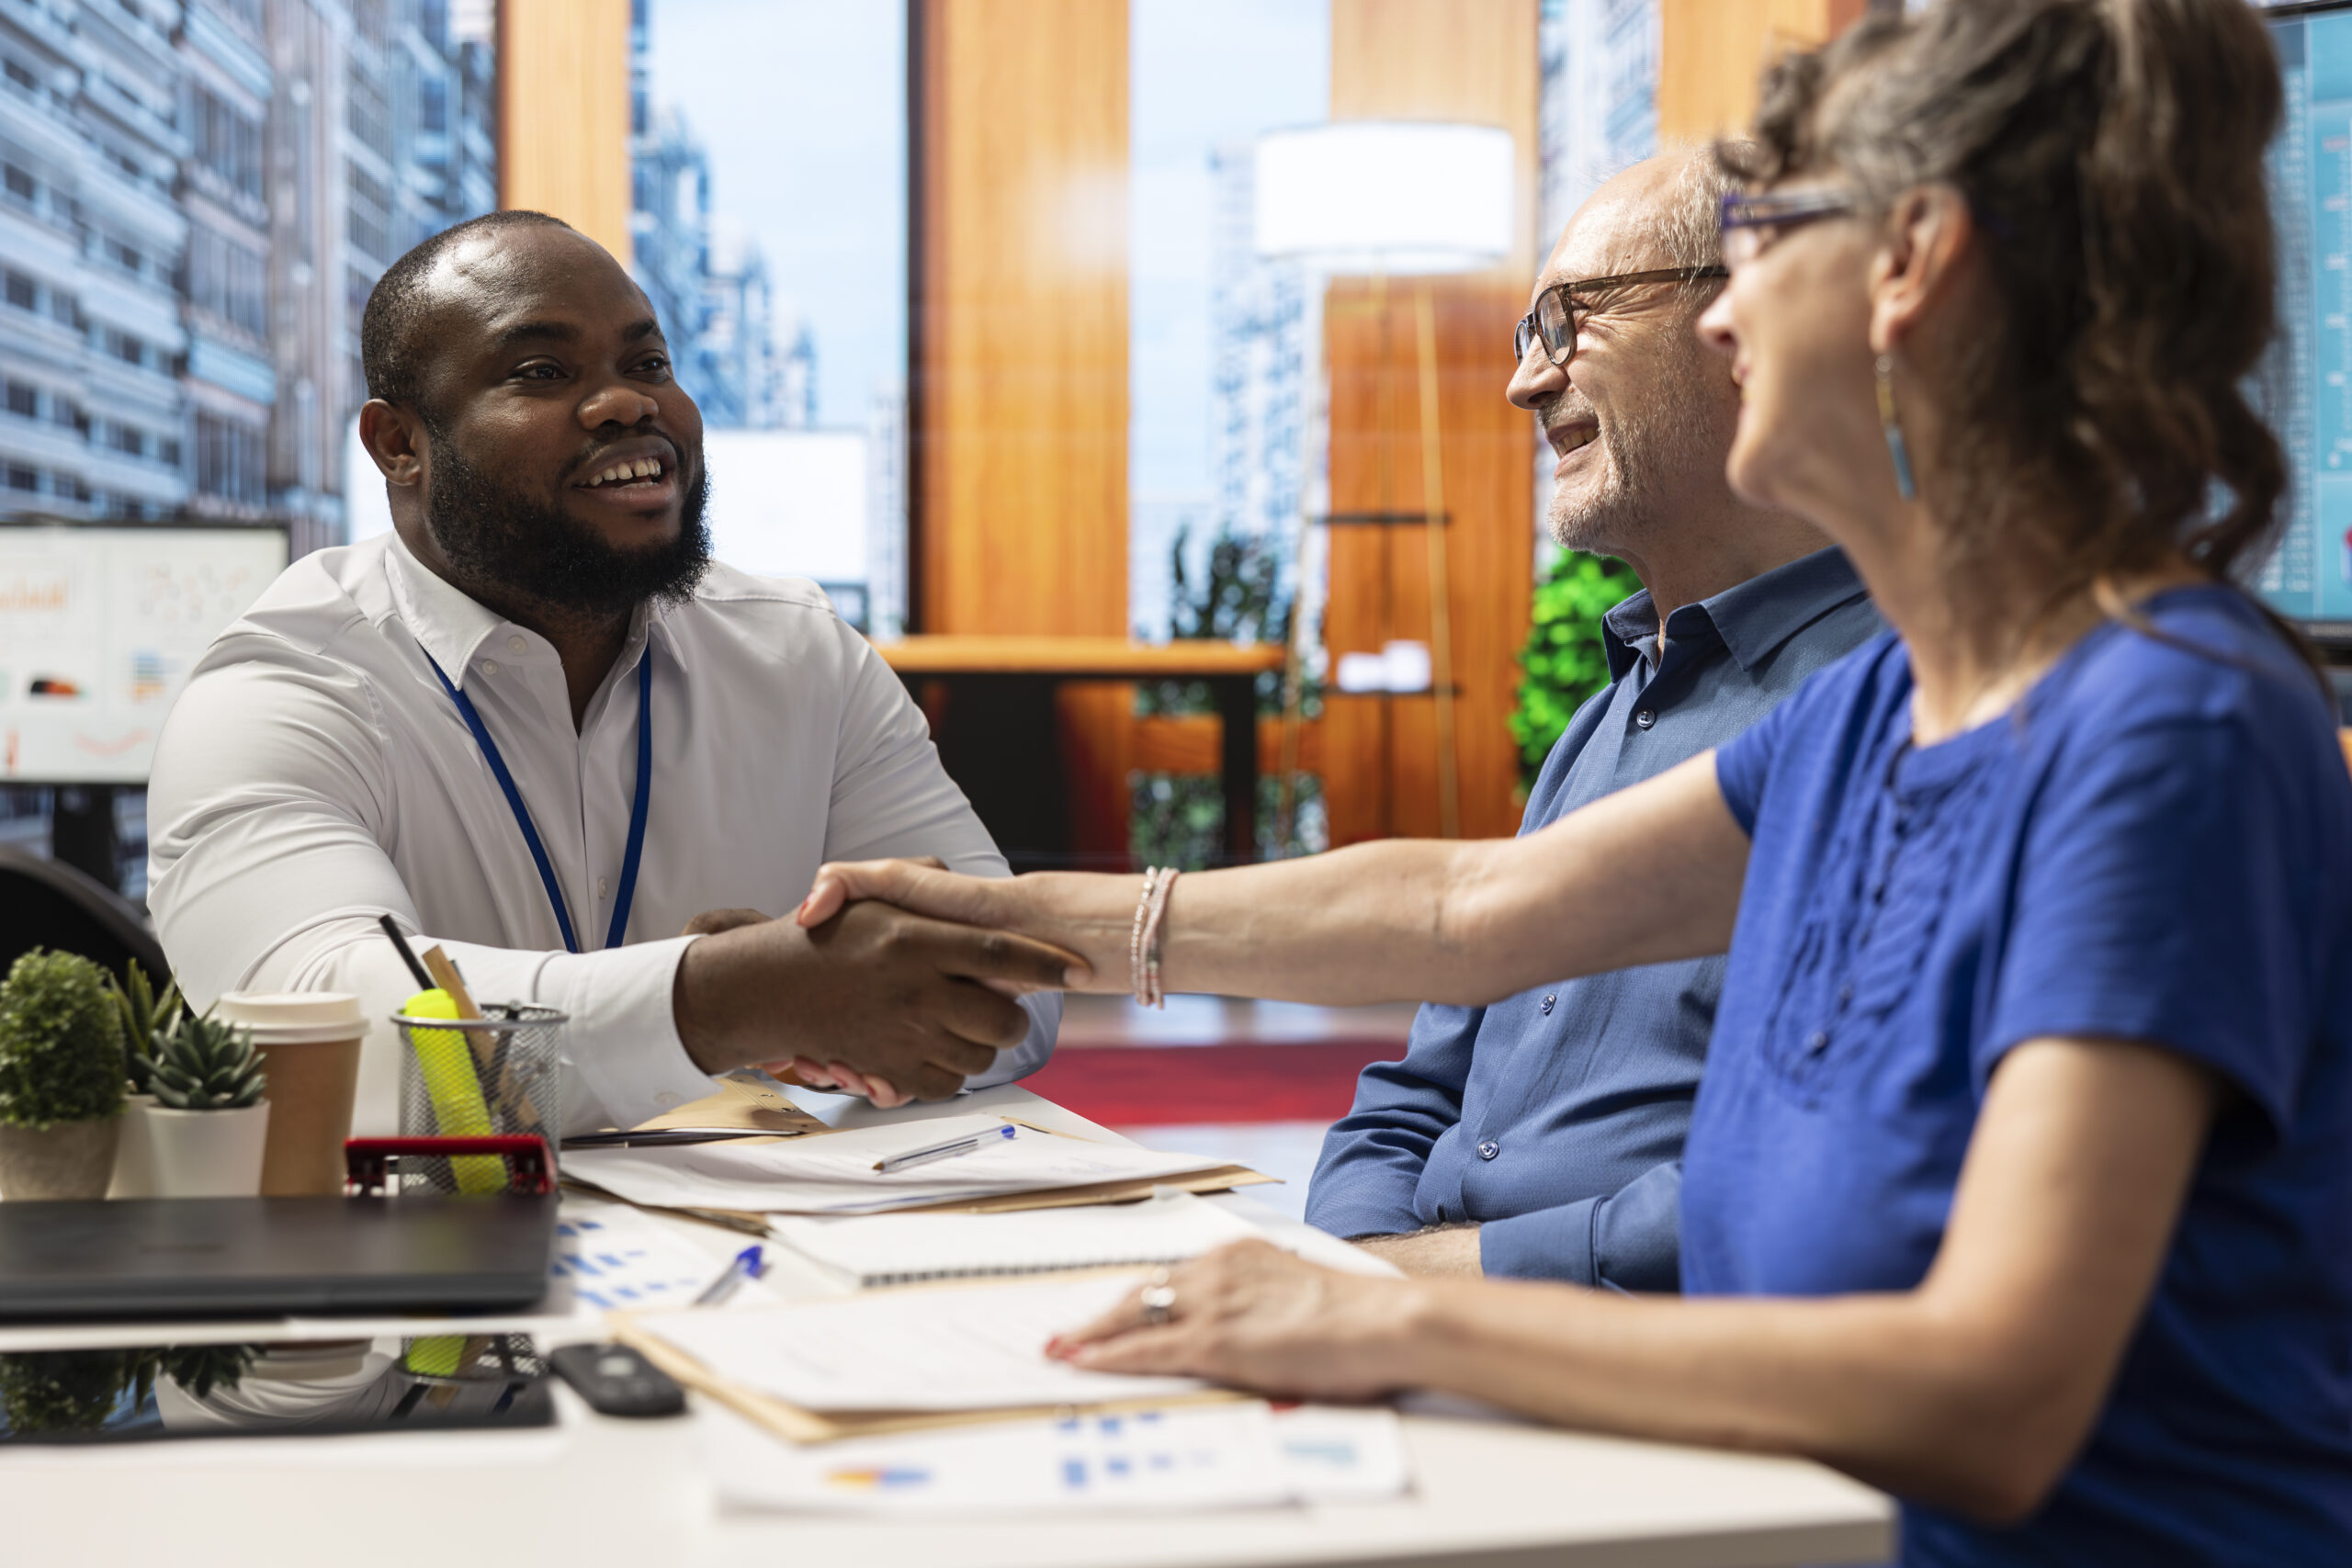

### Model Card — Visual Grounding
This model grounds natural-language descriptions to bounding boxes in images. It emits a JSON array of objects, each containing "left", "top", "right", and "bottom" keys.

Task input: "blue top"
[
  {"left": 1690, "top": 587, "right": 2352, "bottom": 1565},
  {"left": 1307, "top": 547, "right": 1878, "bottom": 1284}
]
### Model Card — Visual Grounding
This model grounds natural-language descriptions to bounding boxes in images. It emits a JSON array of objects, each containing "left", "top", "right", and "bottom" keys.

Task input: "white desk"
[{"left": 0, "top": 1086, "right": 1894, "bottom": 1567}]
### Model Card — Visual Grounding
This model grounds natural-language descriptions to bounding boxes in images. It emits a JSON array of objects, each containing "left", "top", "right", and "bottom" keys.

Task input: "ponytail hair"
[{"left": 1724, "top": 0, "right": 2289, "bottom": 610}]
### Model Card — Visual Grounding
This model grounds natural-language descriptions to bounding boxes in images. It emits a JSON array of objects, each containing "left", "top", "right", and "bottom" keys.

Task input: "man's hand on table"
[
  {"left": 671, "top": 899, "right": 1080, "bottom": 1109},
  {"left": 1351, "top": 1224, "right": 1485, "bottom": 1278}
]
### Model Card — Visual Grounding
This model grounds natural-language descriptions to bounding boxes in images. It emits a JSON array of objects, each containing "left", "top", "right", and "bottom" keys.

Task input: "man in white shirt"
[{"left": 147, "top": 210, "right": 1071, "bottom": 1137}]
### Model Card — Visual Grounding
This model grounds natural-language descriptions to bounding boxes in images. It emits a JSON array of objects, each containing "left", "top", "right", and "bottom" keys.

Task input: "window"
[
  {"left": 345, "top": 160, "right": 392, "bottom": 263},
  {"left": 187, "top": 224, "right": 268, "bottom": 336},
  {"left": 107, "top": 422, "right": 146, "bottom": 457},
  {"left": 4, "top": 271, "right": 34, "bottom": 310},
  {"left": 196, "top": 412, "right": 266, "bottom": 508},
  {"left": 105, "top": 329, "right": 146, "bottom": 368},
  {"left": 4, "top": 59, "right": 36, "bottom": 92},
  {"left": 6, "top": 465, "right": 38, "bottom": 492},
  {"left": 3, "top": 164, "right": 34, "bottom": 204},
  {"left": 107, "top": 238, "right": 141, "bottom": 275},
  {"left": 191, "top": 85, "right": 265, "bottom": 200},
  {"left": 4, "top": 381, "right": 34, "bottom": 418}
]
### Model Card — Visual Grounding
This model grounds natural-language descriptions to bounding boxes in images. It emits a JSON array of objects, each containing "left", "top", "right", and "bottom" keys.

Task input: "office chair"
[{"left": 0, "top": 845, "right": 169, "bottom": 987}]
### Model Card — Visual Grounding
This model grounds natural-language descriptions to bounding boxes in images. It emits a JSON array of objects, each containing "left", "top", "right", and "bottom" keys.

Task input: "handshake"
[{"left": 669, "top": 858, "right": 1094, "bottom": 1109}]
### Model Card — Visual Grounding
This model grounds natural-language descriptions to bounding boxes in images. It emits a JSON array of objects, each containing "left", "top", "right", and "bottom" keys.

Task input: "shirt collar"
[
  {"left": 383, "top": 529, "right": 687, "bottom": 690},
  {"left": 1601, "top": 545, "right": 1866, "bottom": 681}
]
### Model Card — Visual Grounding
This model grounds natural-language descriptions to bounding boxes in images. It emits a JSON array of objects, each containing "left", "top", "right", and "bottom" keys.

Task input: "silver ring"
[{"left": 1140, "top": 1268, "right": 1176, "bottom": 1326}]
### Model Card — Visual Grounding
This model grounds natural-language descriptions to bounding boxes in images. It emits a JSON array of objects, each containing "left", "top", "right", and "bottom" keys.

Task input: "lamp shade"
[{"left": 1254, "top": 121, "right": 1514, "bottom": 275}]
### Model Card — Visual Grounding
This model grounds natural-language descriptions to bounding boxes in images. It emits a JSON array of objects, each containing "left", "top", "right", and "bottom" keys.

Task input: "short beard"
[
  {"left": 422, "top": 419, "right": 712, "bottom": 621},
  {"left": 1544, "top": 315, "right": 1720, "bottom": 558}
]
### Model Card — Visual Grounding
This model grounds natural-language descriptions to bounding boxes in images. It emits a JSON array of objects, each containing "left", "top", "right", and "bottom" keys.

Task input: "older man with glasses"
[{"left": 1305, "top": 150, "right": 1881, "bottom": 1285}]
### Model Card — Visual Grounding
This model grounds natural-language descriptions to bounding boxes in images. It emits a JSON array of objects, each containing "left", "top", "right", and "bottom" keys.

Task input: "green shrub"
[
  {"left": 1510, "top": 550, "right": 1636, "bottom": 788},
  {"left": 0, "top": 949, "right": 127, "bottom": 1129}
]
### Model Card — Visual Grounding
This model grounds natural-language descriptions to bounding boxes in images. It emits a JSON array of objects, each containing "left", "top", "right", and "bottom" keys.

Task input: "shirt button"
[
  {"left": 653, "top": 1092, "right": 682, "bottom": 1107},
  {"left": 598, "top": 875, "right": 610, "bottom": 897},
  {"left": 1838, "top": 984, "right": 1855, "bottom": 1004},
  {"left": 1805, "top": 1031, "right": 1829, "bottom": 1054},
  {"left": 1539, "top": 994, "right": 1556, "bottom": 1015},
  {"left": 479, "top": 660, "right": 499, "bottom": 676},
  {"left": 1476, "top": 1139, "right": 1499, "bottom": 1160},
  {"left": 1634, "top": 708, "right": 1657, "bottom": 729},
  {"left": 506, "top": 635, "right": 527, "bottom": 655}
]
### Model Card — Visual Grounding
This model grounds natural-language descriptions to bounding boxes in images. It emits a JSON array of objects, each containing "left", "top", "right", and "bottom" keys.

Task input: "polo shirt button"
[
  {"left": 507, "top": 635, "right": 527, "bottom": 655},
  {"left": 479, "top": 660, "right": 499, "bottom": 676},
  {"left": 1634, "top": 708, "right": 1657, "bottom": 729},
  {"left": 1804, "top": 1031, "right": 1829, "bottom": 1054},
  {"left": 1540, "top": 994, "right": 1555, "bottom": 1014},
  {"left": 1477, "top": 1139, "right": 1499, "bottom": 1160}
]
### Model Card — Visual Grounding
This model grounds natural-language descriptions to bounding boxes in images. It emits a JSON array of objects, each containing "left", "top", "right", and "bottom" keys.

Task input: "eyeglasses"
[
  {"left": 1718, "top": 188, "right": 1859, "bottom": 269},
  {"left": 1513, "top": 266, "right": 1730, "bottom": 367}
]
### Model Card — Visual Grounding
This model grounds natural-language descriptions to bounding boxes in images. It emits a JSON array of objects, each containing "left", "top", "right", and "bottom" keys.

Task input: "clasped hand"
[{"left": 669, "top": 874, "right": 1084, "bottom": 1108}]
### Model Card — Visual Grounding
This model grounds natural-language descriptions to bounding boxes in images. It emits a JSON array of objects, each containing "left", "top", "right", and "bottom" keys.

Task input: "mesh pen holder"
[{"left": 392, "top": 1004, "right": 567, "bottom": 1194}]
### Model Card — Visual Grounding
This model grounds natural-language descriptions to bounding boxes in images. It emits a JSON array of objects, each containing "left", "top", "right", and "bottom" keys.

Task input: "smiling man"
[
  {"left": 1304, "top": 152, "right": 1878, "bottom": 1284},
  {"left": 147, "top": 211, "right": 1067, "bottom": 1135}
]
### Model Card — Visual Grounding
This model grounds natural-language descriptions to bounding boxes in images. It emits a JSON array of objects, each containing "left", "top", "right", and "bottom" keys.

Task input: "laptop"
[{"left": 0, "top": 1194, "right": 557, "bottom": 1319}]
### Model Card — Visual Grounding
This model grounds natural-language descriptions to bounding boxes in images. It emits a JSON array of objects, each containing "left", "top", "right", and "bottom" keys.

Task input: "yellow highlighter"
[{"left": 402, "top": 987, "right": 507, "bottom": 1194}]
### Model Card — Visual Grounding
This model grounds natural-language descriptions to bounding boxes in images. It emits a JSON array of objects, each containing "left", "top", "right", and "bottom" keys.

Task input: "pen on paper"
[
  {"left": 873, "top": 1124, "right": 1019, "bottom": 1174},
  {"left": 694, "top": 1244, "right": 767, "bottom": 1306}
]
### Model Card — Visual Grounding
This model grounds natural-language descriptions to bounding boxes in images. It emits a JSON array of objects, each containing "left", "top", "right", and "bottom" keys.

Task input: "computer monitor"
[
  {"left": 0, "top": 523, "right": 288, "bottom": 786},
  {"left": 2261, "top": 2, "right": 2352, "bottom": 641}
]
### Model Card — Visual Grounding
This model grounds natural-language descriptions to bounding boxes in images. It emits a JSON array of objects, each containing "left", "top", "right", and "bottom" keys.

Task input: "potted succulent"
[
  {"left": 106, "top": 960, "right": 183, "bottom": 1199},
  {"left": 145, "top": 1010, "right": 269, "bottom": 1197},
  {"left": 0, "top": 950, "right": 127, "bottom": 1200}
]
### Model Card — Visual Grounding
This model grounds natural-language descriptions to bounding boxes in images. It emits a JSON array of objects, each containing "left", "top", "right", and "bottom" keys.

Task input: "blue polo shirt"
[
  {"left": 1690, "top": 587, "right": 2352, "bottom": 1564},
  {"left": 1306, "top": 547, "right": 1878, "bottom": 1284}
]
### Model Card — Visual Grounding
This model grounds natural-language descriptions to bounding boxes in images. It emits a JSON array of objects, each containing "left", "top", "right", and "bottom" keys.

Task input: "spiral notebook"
[{"left": 765, "top": 1190, "right": 1266, "bottom": 1287}]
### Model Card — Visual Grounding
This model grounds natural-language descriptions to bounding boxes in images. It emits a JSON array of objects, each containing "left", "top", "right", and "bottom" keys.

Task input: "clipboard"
[{"left": 611, "top": 1269, "right": 1249, "bottom": 1444}]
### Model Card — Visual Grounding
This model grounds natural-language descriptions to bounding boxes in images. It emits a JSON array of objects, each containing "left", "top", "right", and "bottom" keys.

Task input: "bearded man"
[
  {"left": 1305, "top": 151, "right": 1878, "bottom": 1284},
  {"left": 148, "top": 211, "right": 1068, "bottom": 1136}
]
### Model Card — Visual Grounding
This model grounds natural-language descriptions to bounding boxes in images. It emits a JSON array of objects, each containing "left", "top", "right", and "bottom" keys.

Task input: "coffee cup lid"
[{"left": 212, "top": 992, "right": 371, "bottom": 1044}]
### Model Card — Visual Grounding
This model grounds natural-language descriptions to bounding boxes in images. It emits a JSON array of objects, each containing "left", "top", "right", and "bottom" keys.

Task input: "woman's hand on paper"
[{"left": 1046, "top": 1240, "right": 1426, "bottom": 1403}]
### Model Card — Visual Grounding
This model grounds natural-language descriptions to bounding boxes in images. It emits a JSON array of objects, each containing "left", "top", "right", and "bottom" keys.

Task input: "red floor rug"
[{"left": 1023, "top": 1043, "right": 1406, "bottom": 1126}]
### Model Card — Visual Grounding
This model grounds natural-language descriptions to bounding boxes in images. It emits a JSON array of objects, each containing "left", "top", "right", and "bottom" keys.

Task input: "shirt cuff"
[
  {"left": 963, "top": 992, "right": 1060, "bottom": 1090},
  {"left": 1301, "top": 1158, "right": 1432, "bottom": 1241},
  {"left": 536, "top": 933, "right": 714, "bottom": 1132},
  {"left": 1478, "top": 1198, "right": 1603, "bottom": 1285}
]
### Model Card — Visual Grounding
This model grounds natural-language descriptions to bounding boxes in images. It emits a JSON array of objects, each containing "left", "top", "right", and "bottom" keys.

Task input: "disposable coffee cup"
[{"left": 213, "top": 993, "right": 369, "bottom": 1197}]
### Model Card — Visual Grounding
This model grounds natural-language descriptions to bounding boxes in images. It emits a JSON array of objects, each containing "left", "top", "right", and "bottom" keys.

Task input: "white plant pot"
[
  {"left": 108, "top": 1094, "right": 159, "bottom": 1199},
  {"left": 146, "top": 1101, "right": 270, "bottom": 1198}
]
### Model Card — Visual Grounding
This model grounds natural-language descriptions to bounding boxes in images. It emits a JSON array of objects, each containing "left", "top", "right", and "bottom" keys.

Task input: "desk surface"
[
  {"left": 875, "top": 636, "right": 1287, "bottom": 678},
  {"left": 0, "top": 1086, "right": 1893, "bottom": 1568}
]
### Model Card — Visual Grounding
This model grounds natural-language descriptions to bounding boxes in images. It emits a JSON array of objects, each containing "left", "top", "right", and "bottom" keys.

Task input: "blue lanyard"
[{"left": 424, "top": 645, "right": 652, "bottom": 954}]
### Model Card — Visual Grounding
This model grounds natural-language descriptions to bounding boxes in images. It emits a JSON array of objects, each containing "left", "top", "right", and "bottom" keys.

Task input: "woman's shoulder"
[{"left": 2051, "top": 587, "right": 2335, "bottom": 741}]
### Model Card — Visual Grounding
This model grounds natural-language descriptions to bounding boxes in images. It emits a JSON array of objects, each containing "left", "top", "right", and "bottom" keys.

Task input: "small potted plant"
[
  {"left": 106, "top": 960, "right": 182, "bottom": 1199},
  {"left": 145, "top": 1011, "right": 269, "bottom": 1198},
  {"left": 0, "top": 950, "right": 127, "bottom": 1200}
]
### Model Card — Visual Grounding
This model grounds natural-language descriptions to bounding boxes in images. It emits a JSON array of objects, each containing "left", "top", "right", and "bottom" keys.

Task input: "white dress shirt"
[{"left": 146, "top": 531, "right": 1057, "bottom": 1136}]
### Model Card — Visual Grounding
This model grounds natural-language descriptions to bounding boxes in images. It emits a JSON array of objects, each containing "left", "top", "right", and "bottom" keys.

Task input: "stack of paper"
[
  {"left": 635, "top": 1270, "right": 1203, "bottom": 1414},
  {"left": 564, "top": 1113, "right": 1241, "bottom": 1216},
  {"left": 767, "top": 1190, "right": 1267, "bottom": 1286}
]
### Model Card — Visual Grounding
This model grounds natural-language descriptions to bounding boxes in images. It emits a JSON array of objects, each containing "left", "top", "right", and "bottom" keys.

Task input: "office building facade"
[{"left": 0, "top": 0, "right": 492, "bottom": 554}]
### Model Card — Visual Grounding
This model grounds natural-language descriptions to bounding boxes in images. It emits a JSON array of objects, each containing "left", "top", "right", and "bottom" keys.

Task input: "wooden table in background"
[{"left": 876, "top": 637, "right": 1286, "bottom": 868}]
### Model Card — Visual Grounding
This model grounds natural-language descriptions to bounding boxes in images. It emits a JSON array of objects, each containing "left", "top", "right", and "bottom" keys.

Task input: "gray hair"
[{"left": 1657, "top": 146, "right": 1740, "bottom": 276}]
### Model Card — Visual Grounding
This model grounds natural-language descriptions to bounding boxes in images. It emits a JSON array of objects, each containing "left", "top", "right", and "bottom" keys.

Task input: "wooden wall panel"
[
  {"left": 912, "top": 0, "right": 1131, "bottom": 860},
  {"left": 1657, "top": 0, "right": 1871, "bottom": 142},
  {"left": 497, "top": 0, "right": 634, "bottom": 265},
  {"left": 1322, "top": 0, "right": 1540, "bottom": 845}
]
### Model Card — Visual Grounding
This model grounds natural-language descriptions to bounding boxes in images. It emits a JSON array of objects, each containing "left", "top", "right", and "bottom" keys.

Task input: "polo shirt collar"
[
  {"left": 384, "top": 529, "right": 687, "bottom": 691},
  {"left": 1600, "top": 545, "right": 1866, "bottom": 682}
]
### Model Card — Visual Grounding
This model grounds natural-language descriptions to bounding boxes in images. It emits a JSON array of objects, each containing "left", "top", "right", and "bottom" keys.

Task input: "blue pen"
[
  {"left": 871, "top": 1123, "right": 1019, "bottom": 1173},
  {"left": 693, "top": 1245, "right": 766, "bottom": 1306}
]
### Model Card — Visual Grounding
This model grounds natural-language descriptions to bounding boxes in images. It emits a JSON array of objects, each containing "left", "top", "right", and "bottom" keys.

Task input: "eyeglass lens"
[{"left": 1517, "top": 289, "right": 1574, "bottom": 365}]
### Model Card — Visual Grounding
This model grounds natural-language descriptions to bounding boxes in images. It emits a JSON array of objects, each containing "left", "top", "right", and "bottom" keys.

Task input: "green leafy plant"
[
  {"left": 149, "top": 1011, "right": 265, "bottom": 1112},
  {"left": 1510, "top": 549, "right": 1637, "bottom": 788},
  {"left": 155, "top": 1343, "right": 258, "bottom": 1403},
  {"left": 107, "top": 959, "right": 183, "bottom": 1097},
  {"left": 0, "top": 949, "right": 127, "bottom": 1129},
  {"left": 0, "top": 1349, "right": 140, "bottom": 1435}
]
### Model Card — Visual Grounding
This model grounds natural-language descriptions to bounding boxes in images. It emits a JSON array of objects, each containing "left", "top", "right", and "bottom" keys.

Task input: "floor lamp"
[{"left": 1255, "top": 121, "right": 1514, "bottom": 842}]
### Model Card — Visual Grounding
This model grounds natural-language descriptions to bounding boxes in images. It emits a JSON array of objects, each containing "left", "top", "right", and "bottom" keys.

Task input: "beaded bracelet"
[{"left": 1129, "top": 865, "right": 1180, "bottom": 1009}]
